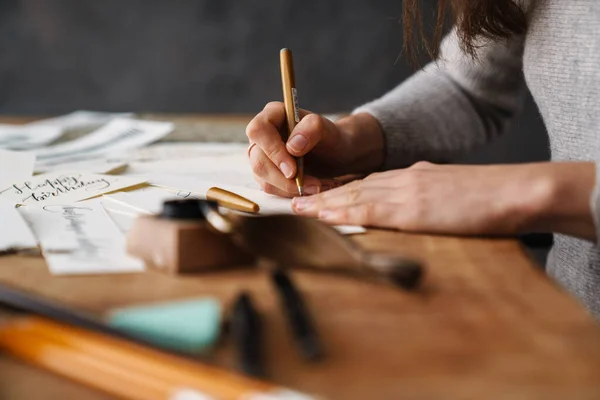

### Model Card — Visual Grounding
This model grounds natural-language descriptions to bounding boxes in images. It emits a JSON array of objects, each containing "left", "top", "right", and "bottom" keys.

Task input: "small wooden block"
[{"left": 126, "top": 216, "right": 254, "bottom": 274}]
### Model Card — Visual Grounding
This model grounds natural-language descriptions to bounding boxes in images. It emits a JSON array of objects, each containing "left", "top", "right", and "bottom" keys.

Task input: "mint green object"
[{"left": 107, "top": 298, "right": 222, "bottom": 353}]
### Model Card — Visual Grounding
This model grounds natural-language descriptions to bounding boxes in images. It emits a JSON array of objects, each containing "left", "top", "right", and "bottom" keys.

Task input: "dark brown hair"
[{"left": 403, "top": 0, "right": 527, "bottom": 61}]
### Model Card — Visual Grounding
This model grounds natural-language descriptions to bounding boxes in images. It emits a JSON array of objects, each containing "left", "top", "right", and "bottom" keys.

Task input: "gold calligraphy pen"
[{"left": 280, "top": 48, "right": 304, "bottom": 196}]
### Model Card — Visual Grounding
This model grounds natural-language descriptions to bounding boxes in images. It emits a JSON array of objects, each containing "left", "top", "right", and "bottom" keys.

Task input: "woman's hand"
[
  {"left": 246, "top": 102, "right": 384, "bottom": 198},
  {"left": 292, "top": 161, "right": 597, "bottom": 241}
]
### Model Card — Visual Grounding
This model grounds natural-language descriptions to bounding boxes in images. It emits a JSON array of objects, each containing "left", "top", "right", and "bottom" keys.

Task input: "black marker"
[
  {"left": 231, "top": 292, "right": 264, "bottom": 377},
  {"left": 271, "top": 269, "right": 323, "bottom": 361}
]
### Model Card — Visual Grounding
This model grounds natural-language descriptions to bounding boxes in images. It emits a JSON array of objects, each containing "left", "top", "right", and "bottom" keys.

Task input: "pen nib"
[{"left": 298, "top": 186, "right": 304, "bottom": 197}]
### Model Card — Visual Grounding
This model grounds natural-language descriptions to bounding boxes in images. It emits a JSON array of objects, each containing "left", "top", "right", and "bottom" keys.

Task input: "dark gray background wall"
[{"left": 0, "top": 0, "right": 548, "bottom": 163}]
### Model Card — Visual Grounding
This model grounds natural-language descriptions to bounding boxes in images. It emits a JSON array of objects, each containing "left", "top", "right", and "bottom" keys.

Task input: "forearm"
[
  {"left": 352, "top": 71, "right": 504, "bottom": 169},
  {"left": 352, "top": 30, "right": 527, "bottom": 170},
  {"left": 513, "top": 162, "right": 596, "bottom": 241}
]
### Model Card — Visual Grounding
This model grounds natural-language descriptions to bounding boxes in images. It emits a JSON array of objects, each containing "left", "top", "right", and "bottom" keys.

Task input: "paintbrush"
[{"left": 199, "top": 200, "right": 423, "bottom": 289}]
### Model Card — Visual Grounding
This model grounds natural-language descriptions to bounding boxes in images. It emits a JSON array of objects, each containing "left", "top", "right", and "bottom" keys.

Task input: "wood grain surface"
[{"left": 0, "top": 116, "right": 599, "bottom": 400}]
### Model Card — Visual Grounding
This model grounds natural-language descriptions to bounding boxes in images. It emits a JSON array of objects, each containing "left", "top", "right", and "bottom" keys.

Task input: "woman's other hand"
[{"left": 292, "top": 161, "right": 597, "bottom": 241}]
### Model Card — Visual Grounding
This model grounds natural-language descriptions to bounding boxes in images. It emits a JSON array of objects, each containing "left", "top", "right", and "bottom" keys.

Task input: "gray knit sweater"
[{"left": 353, "top": 0, "right": 600, "bottom": 316}]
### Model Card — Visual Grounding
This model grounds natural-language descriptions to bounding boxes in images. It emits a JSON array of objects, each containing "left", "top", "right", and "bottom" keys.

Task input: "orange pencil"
[{"left": 0, "top": 316, "right": 317, "bottom": 400}]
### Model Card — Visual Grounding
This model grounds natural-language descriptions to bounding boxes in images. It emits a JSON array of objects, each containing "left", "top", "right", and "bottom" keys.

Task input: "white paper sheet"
[
  {"left": 36, "top": 160, "right": 128, "bottom": 175},
  {"left": 141, "top": 174, "right": 286, "bottom": 212},
  {"left": 103, "top": 186, "right": 199, "bottom": 215},
  {"left": 0, "top": 149, "right": 36, "bottom": 189},
  {"left": 333, "top": 225, "right": 368, "bottom": 235},
  {"left": 0, "top": 201, "right": 37, "bottom": 252},
  {"left": 19, "top": 200, "right": 144, "bottom": 275},
  {"left": 34, "top": 118, "right": 174, "bottom": 168},
  {"left": 100, "top": 199, "right": 143, "bottom": 234},
  {"left": 0, "top": 172, "right": 146, "bottom": 206},
  {"left": 121, "top": 142, "right": 248, "bottom": 163},
  {"left": 125, "top": 152, "right": 249, "bottom": 177},
  {"left": 100, "top": 187, "right": 202, "bottom": 235}
]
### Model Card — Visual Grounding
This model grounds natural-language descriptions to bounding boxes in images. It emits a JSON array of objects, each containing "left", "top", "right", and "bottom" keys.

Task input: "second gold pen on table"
[{"left": 280, "top": 48, "right": 304, "bottom": 196}]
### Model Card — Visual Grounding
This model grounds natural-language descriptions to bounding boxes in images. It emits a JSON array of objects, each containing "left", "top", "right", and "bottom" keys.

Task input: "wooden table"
[{"left": 1, "top": 115, "right": 600, "bottom": 400}]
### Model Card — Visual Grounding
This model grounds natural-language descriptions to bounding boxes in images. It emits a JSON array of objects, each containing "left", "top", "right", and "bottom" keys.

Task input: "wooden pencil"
[{"left": 280, "top": 48, "right": 304, "bottom": 196}]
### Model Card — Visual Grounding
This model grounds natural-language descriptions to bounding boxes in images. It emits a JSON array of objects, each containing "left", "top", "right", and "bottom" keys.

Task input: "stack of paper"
[
  {"left": 34, "top": 118, "right": 174, "bottom": 169},
  {"left": 0, "top": 111, "right": 131, "bottom": 151}
]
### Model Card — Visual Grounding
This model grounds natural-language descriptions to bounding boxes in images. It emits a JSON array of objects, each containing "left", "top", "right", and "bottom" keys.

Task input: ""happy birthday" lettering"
[{"left": 0, "top": 175, "right": 111, "bottom": 203}]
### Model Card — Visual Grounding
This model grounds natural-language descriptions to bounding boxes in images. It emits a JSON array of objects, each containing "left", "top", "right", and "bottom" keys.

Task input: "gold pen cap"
[{"left": 206, "top": 187, "right": 260, "bottom": 213}]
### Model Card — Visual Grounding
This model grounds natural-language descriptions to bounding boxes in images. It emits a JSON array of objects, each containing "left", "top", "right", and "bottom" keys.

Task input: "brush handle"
[
  {"left": 360, "top": 253, "right": 424, "bottom": 289},
  {"left": 199, "top": 201, "right": 424, "bottom": 289}
]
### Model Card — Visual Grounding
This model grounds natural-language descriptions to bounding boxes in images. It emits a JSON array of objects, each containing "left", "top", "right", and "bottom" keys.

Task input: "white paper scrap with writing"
[
  {"left": 0, "top": 149, "right": 36, "bottom": 189},
  {"left": 0, "top": 124, "right": 64, "bottom": 150},
  {"left": 34, "top": 118, "right": 174, "bottom": 168},
  {"left": 0, "top": 111, "right": 132, "bottom": 151},
  {"left": 19, "top": 200, "right": 144, "bottom": 275},
  {"left": 0, "top": 201, "right": 37, "bottom": 252},
  {"left": 0, "top": 172, "right": 146, "bottom": 206}
]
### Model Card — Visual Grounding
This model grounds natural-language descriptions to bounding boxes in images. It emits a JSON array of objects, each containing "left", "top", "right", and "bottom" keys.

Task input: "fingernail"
[
  {"left": 304, "top": 185, "right": 319, "bottom": 195},
  {"left": 319, "top": 209, "right": 337, "bottom": 220},
  {"left": 280, "top": 162, "right": 294, "bottom": 178},
  {"left": 288, "top": 134, "right": 308, "bottom": 153},
  {"left": 292, "top": 197, "right": 314, "bottom": 211}
]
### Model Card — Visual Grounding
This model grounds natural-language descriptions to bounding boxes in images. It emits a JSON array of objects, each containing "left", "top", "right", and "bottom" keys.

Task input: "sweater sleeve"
[
  {"left": 591, "top": 165, "right": 600, "bottom": 242},
  {"left": 353, "top": 29, "right": 528, "bottom": 170}
]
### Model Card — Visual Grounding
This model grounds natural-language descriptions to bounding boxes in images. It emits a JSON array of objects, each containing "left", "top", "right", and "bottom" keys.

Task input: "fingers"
[
  {"left": 250, "top": 144, "right": 325, "bottom": 197},
  {"left": 253, "top": 176, "right": 294, "bottom": 198},
  {"left": 246, "top": 102, "right": 298, "bottom": 179},
  {"left": 262, "top": 178, "right": 323, "bottom": 197},
  {"left": 318, "top": 203, "right": 400, "bottom": 228},
  {"left": 249, "top": 143, "right": 300, "bottom": 195},
  {"left": 292, "top": 180, "right": 395, "bottom": 217},
  {"left": 260, "top": 177, "right": 343, "bottom": 199},
  {"left": 292, "top": 178, "right": 403, "bottom": 228}
]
